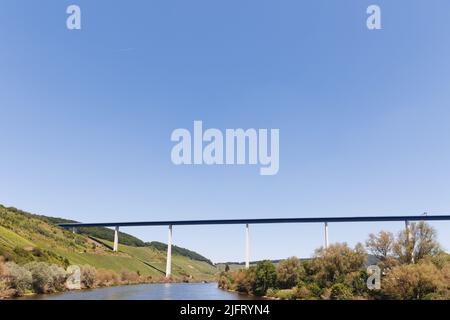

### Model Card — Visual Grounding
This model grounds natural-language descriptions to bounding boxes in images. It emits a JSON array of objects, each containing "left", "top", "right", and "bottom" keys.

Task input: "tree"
[
  {"left": 234, "top": 268, "right": 256, "bottom": 293},
  {"left": 253, "top": 260, "right": 277, "bottom": 296},
  {"left": 366, "top": 231, "right": 398, "bottom": 270},
  {"left": 276, "top": 257, "right": 304, "bottom": 289},
  {"left": 311, "top": 243, "right": 367, "bottom": 286},
  {"left": 381, "top": 262, "right": 448, "bottom": 299},
  {"left": 393, "top": 222, "right": 441, "bottom": 264},
  {"left": 366, "top": 231, "right": 394, "bottom": 259},
  {"left": 225, "top": 264, "right": 230, "bottom": 272}
]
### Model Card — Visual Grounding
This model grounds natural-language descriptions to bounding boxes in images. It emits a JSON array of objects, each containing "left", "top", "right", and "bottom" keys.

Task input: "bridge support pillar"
[
  {"left": 245, "top": 224, "right": 250, "bottom": 269},
  {"left": 405, "top": 220, "right": 410, "bottom": 239},
  {"left": 166, "top": 225, "right": 173, "bottom": 277},
  {"left": 113, "top": 226, "right": 119, "bottom": 252},
  {"left": 405, "top": 220, "right": 413, "bottom": 263},
  {"left": 324, "top": 222, "right": 329, "bottom": 249}
]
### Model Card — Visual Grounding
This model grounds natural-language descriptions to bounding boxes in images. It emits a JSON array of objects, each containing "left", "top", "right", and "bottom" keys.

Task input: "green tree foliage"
[
  {"left": 253, "top": 260, "right": 277, "bottom": 296},
  {"left": 381, "top": 262, "right": 449, "bottom": 299},
  {"left": 218, "top": 223, "right": 449, "bottom": 300},
  {"left": 311, "top": 243, "right": 367, "bottom": 287},
  {"left": 294, "top": 281, "right": 323, "bottom": 300},
  {"left": 365, "top": 231, "right": 398, "bottom": 270},
  {"left": 330, "top": 283, "right": 354, "bottom": 300},
  {"left": 235, "top": 268, "right": 256, "bottom": 293},
  {"left": 366, "top": 231, "right": 394, "bottom": 260},
  {"left": 393, "top": 221, "right": 441, "bottom": 264},
  {"left": 0, "top": 205, "right": 144, "bottom": 247},
  {"left": 276, "top": 257, "right": 304, "bottom": 289},
  {"left": 41, "top": 215, "right": 145, "bottom": 247}
]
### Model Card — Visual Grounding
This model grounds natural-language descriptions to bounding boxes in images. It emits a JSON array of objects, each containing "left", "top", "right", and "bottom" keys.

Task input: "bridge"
[{"left": 58, "top": 214, "right": 450, "bottom": 277}]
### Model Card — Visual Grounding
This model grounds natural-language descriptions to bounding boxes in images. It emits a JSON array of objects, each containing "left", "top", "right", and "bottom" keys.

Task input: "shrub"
[
  {"left": 330, "top": 283, "right": 354, "bottom": 300},
  {"left": 121, "top": 271, "right": 140, "bottom": 283},
  {"left": 81, "top": 265, "right": 96, "bottom": 288},
  {"left": 274, "top": 289, "right": 296, "bottom": 300},
  {"left": 49, "top": 264, "right": 67, "bottom": 290},
  {"left": 294, "top": 284, "right": 312, "bottom": 300},
  {"left": 24, "top": 262, "right": 67, "bottom": 293},
  {"left": 265, "top": 288, "right": 278, "bottom": 298},
  {"left": 4, "top": 262, "right": 32, "bottom": 294},
  {"left": 293, "top": 281, "right": 322, "bottom": 300},
  {"left": 95, "top": 269, "right": 120, "bottom": 287},
  {"left": 343, "top": 270, "right": 368, "bottom": 297},
  {"left": 218, "top": 272, "right": 233, "bottom": 291}
]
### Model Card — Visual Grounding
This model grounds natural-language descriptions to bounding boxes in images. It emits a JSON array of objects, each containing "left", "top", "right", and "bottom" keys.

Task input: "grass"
[{"left": 0, "top": 225, "right": 36, "bottom": 249}]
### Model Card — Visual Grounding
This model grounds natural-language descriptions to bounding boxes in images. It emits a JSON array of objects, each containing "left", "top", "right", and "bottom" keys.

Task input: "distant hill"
[
  {"left": 0, "top": 205, "right": 217, "bottom": 280},
  {"left": 39, "top": 216, "right": 146, "bottom": 247}
]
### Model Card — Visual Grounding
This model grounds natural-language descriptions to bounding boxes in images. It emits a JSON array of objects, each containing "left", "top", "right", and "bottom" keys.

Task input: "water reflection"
[{"left": 21, "top": 282, "right": 260, "bottom": 300}]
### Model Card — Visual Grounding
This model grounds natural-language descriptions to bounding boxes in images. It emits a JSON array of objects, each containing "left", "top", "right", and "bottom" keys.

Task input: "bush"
[
  {"left": 4, "top": 262, "right": 32, "bottom": 294},
  {"left": 343, "top": 270, "right": 368, "bottom": 297},
  {"left": 81, "top": 265, "right": 96, "bottom": 288},
  {"left": 330, "top": 283, "right": 354, "bottom": 300},
  {"left": 265, "top": 288, "right": 278, "bottom": 298},
  {"left": 274, "top": 289, "right": 296, "bottom": 300},
  {"left": 307, "top": 282, "right": 323, "bottom": 298},
  {"left": 294, "top": 284, "right": 312, "bottom": 300},
  {"left": 95, "top": 269, "right": 120, "bottom": 287},
  {"left": 218, "top": 272, "right": 233, "bottom": 291},
  {"left": 121, "top": 271, "right": 140, "bottom": 283},
  {"left": 24, "top": 262, "right": 67, "bottom": 293},
  {"left": 294, "top": 282, "right": 322, "bottom": 300}
]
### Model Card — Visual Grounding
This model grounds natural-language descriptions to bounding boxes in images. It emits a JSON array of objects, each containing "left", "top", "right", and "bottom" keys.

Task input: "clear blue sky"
[{"left": 1, "top": 1, "right": 450, "bottom": 263}]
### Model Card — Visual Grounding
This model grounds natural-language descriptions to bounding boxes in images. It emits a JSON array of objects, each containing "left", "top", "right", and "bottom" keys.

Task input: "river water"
[{"left": 21, "top": 282, "right": 259, "bottom": 300}]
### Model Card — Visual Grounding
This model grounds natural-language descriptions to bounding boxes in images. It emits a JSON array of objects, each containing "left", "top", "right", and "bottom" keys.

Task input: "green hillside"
[{"left": 0, "top": 205, "right": 217, "bottom": 280}]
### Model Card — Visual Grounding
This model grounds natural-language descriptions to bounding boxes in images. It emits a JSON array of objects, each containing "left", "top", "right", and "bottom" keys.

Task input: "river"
[{"left": 20, "top": 282, "right": 259, "bottom": 300}]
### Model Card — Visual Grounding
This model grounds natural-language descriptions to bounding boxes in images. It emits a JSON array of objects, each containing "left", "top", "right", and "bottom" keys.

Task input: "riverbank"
[
  {"left": 3, "top": 277, "right": 215, "bottom": 300},
  {"left": 0, "top": 257, "right": 216, "bottom": 300}
]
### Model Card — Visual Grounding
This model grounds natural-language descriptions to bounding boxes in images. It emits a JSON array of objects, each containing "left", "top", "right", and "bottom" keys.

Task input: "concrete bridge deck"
[{"left": 58, "top": 214, "right": 450, "bottom": 277}]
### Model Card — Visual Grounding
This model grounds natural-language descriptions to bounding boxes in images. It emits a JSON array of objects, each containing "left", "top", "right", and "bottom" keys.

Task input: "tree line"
[{"left": 218, "top": 222, "right": 450, "bottom": 299}]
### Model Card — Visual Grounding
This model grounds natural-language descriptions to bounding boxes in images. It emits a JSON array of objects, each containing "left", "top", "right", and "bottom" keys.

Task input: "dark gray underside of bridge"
[{"left": 58, "top": 215, "right": 450, "bottom": 229}]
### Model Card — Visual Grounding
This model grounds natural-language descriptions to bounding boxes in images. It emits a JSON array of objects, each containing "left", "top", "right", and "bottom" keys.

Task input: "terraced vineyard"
[{"left": 0, "top": 205, "right": 217, "bottom": 280}]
